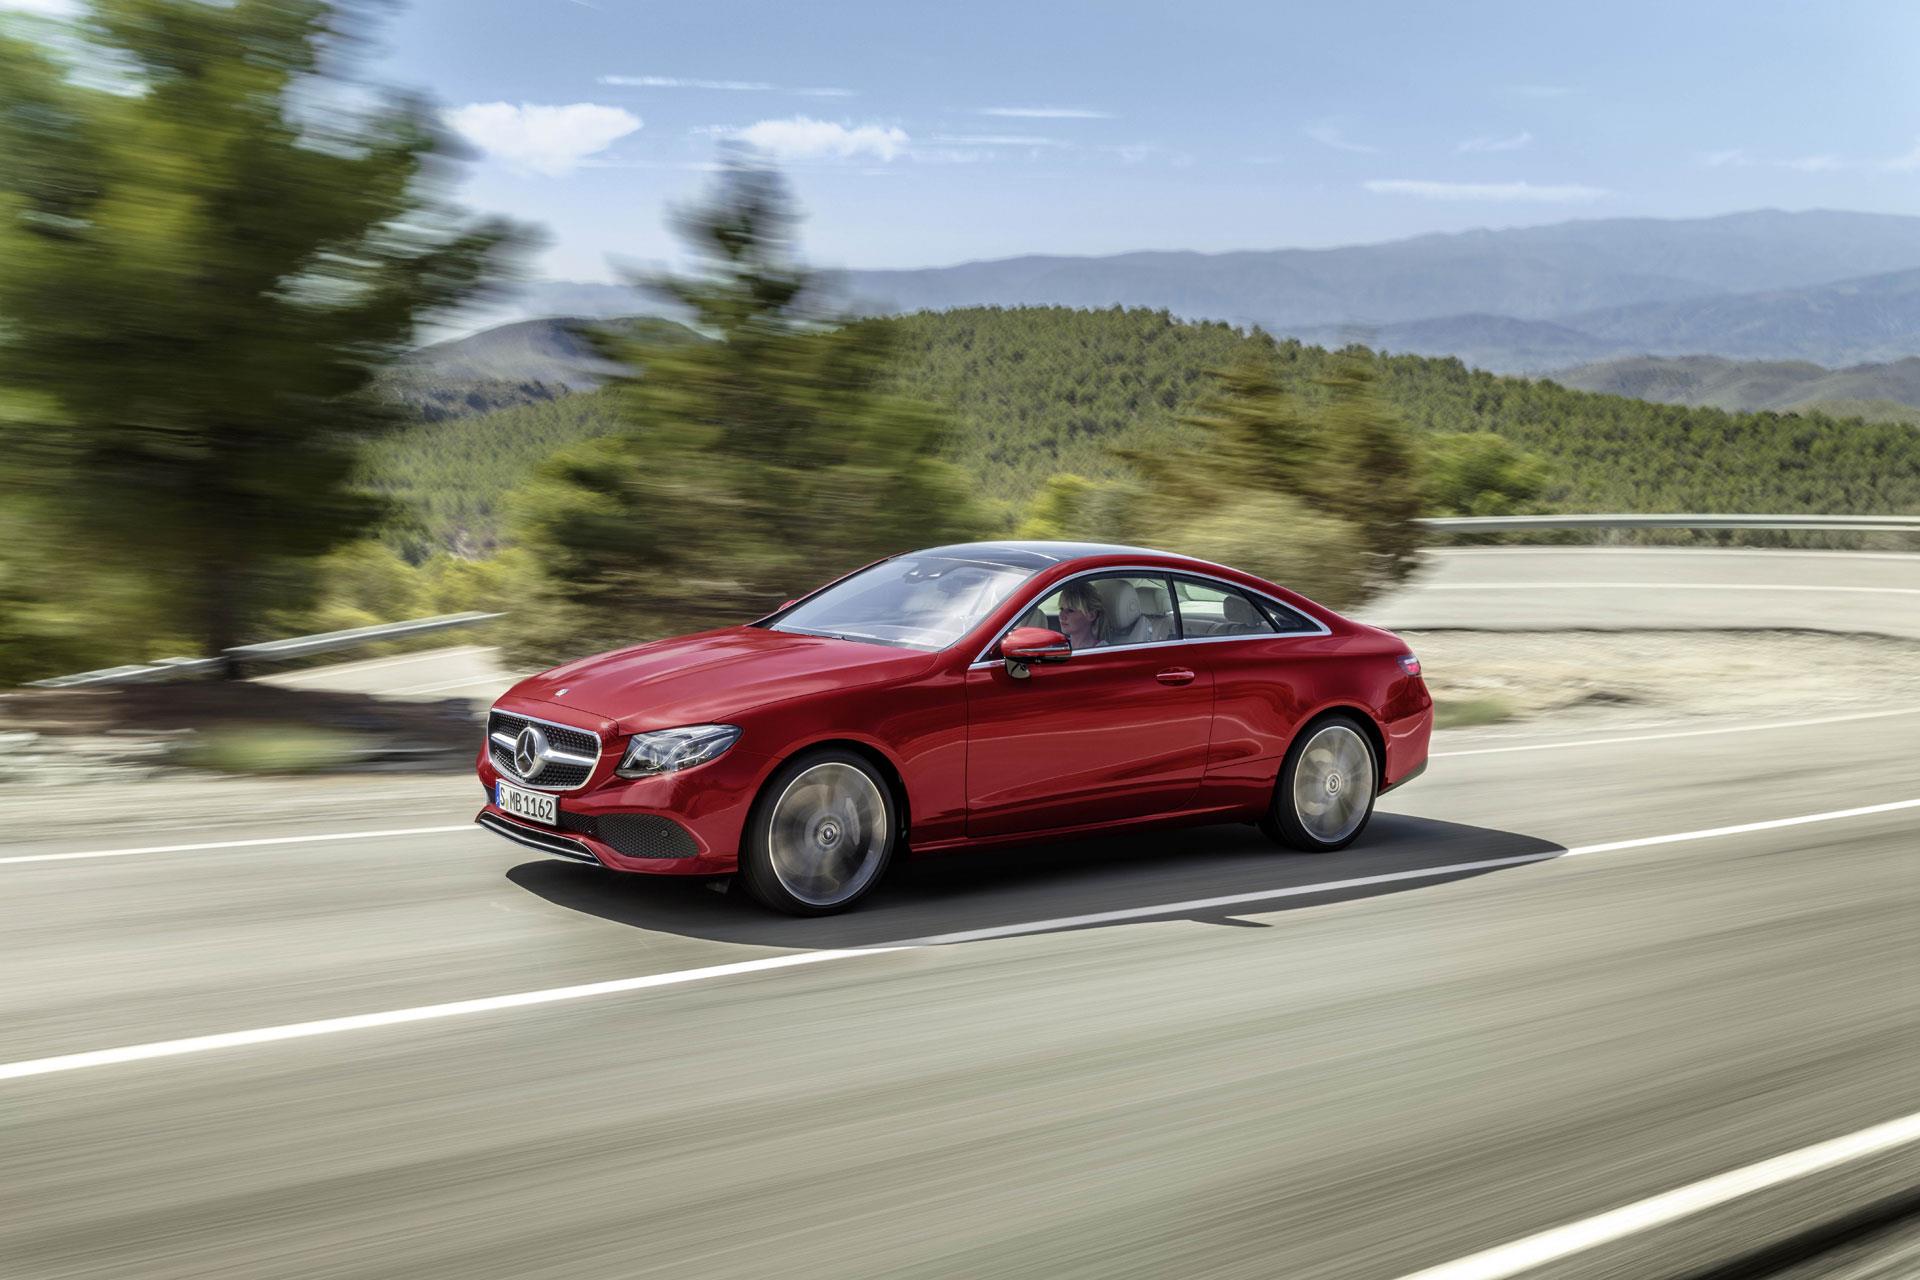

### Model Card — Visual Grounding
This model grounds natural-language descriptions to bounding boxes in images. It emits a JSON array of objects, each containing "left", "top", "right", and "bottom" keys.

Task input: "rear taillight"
[{"left": 1397, "top": 654, "right": 1422, "bottom": 677}]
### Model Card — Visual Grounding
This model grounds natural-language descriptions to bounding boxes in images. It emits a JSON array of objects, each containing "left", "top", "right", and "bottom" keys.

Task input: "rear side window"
[
  {"left": 1173, "top": 580, "right": 1277, "bottom": 637},
  {"left": 1173, "top": 578, "right": 1320, "bottom": 636}
]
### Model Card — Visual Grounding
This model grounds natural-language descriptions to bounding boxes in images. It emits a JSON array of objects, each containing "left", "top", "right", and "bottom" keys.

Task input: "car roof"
[{"left": 914, "top": 540, "right": 1182, "bottom": 571}]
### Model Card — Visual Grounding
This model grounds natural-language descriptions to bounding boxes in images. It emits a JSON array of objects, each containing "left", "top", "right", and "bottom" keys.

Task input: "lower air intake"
[{"left": 595, "top": 813, "right": 701, "bottom": 860}]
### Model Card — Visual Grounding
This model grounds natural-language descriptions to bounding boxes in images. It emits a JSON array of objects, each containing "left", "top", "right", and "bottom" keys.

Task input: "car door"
[{"left": 964, "top": 572, "right": 1214, "bottom": 838}]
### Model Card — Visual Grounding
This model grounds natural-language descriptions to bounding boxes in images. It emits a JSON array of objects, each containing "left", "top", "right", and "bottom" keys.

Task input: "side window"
[
  {"left": 1254, "top": 596, "right": 1320, "bottom": 634},
  {"left": 1173, "top": 579, "right": 1285, "bottom": 637},
  {"left": 1026, "top": 575, "right": 1175, "bottom": 650}
]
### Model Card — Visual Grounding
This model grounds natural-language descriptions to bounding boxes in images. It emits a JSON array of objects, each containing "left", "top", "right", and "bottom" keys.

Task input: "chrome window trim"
[
  {"left": 487, "top": 708, "right": 605, "bottom": 793},
  {"left": 967, "top": 564, "right": 1332, "bottom": 669}
]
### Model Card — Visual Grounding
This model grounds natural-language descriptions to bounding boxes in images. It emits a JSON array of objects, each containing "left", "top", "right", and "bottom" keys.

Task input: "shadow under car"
[{"left": 506, "top": 813, "right": 1564, "bottom": 951}]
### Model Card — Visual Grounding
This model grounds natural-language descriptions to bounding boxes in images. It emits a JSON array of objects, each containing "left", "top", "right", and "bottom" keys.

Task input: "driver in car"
[{"left": 1057, "top": 580, "right": 1107, "bottom": 649}]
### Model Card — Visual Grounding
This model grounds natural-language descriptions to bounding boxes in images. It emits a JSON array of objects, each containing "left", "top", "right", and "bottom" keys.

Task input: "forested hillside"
[
  {"left": 366, "top": 393, "right": 623, "bottom": 553},
  {"left": 365, "top": 306, "right": 1920, "bottom": 550},
  {"left": 883, "top": 308, "right": 1920, "bottom": 516}
]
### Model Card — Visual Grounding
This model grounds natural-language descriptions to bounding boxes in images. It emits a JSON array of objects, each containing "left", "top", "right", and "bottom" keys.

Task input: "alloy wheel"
[
  {"left": 1290, "top": 723, "right": 1375, "bottom": 845},
  {"left": 765, "top": 761, "right": 891, "bottom": 908}
]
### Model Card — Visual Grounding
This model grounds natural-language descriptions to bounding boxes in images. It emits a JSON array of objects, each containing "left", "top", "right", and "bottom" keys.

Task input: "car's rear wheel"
[
  {"left": 1261, "top": 715, "right": 1378, "bottom": 852},
  {"left": 741, "top": 749, "right": 896, "bottom": 915}
]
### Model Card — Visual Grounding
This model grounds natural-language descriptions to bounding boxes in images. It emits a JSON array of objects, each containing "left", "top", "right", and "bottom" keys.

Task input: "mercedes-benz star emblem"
[{"left": 513, "top": 724, "right": 548, "bottom": 779}]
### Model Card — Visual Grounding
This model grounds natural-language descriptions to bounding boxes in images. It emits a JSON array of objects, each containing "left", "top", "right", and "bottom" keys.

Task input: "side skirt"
[{"left": 906, "top": 802, "right": 1254, "bottom": 859}]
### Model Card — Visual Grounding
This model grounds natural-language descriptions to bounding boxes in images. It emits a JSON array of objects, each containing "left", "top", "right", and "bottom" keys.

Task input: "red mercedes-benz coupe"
[{"left": 477, "top": 542, "right": 1432, "bottom": 914}]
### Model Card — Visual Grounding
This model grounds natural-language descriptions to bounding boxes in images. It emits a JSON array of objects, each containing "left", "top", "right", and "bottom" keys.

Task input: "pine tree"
[
  {"left": 0, "top": 0, "right": 523, "bottom": 664},
  {"left": 1316, "top": 350, "right": 1424, "bottom": 593},
  {"left": 507, "top": 161, "right": 990, "bottom": 663}
]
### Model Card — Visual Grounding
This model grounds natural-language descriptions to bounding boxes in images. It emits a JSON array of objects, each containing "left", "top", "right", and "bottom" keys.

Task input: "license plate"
[{"left": 495, "top": 780, "right": 557, "bottom": 826}]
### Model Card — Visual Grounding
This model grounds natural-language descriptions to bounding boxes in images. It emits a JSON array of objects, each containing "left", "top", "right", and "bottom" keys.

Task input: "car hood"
[{"left": 508, "top": 626, "right": 936, "bottom": 732}]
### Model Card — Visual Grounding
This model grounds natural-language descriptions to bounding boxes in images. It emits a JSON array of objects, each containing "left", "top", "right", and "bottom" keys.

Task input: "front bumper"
[
  {"left": 475, "top": 810, "right": 603, "bottom": 864},
  {"left": 476, "top": 738, "right": 768, "bottom": 876}
]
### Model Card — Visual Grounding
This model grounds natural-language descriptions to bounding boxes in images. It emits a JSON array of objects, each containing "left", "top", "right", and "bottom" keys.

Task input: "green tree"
[
  {"left": 1421, "top": 431, "right": 1554, "bottom": 517},
  {"left": 1315, "top": 350, "right": 1424, "bottom": 593},
  {"left": 1080, "top": 341, "right": 1426, "bottom": 607},
  {"left": 508, "top": 161, "right": 989, "bottom": 663},
  {"left": 0, "top": 0, "right": 523, "bottom": 670}
]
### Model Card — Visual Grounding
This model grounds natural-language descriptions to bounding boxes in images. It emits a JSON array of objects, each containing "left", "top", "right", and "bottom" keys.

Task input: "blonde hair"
[{"left": 1059, "top": 581, "right": 1104, "bottom": 623}]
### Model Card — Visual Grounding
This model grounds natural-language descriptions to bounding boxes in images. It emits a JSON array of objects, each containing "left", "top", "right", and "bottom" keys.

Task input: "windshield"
[{"left": 767, "top": 554, "right": 1038, "bottom": 650}]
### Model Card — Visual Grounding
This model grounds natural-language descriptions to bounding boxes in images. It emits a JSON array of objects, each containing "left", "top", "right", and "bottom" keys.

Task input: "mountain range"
[
  {"left": 1553, "top": 354, "right": 1920, "bottom": 424},
  {"left": 383, "top": 316, "right": 688, "bottom": 419},
  {"left": 475, "top": 209, "right": 1920, "bottom": 376}
]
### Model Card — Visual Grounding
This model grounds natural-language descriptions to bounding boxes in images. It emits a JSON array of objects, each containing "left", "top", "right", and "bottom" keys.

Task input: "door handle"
[{"left": 1155, "top": 667, "right": 1196, "bottom": 686}]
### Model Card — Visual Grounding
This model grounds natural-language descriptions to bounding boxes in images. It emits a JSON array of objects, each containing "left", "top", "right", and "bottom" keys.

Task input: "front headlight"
[{"left": 615, "top": 724, "right": 742, "bottom": 778}]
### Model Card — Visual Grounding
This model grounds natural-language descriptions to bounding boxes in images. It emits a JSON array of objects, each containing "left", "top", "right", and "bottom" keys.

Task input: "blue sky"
[{"left": 371, "top": 0, "right": 1917, "bottom": 280}]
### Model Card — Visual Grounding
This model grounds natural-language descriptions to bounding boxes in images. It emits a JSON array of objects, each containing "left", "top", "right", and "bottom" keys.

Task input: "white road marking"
[
  {"left": 1389, "top": 1109, "right": 1920, "bottom": 1280},
  {"left": 0, "top": 798, "right": 1913, "bottom": 1082},
  {"left": 0, "top": 950, "right": 902, "bottom": 1083},
  {"left": 0, "top": 825, "right": 475, "bottom": 866},
  {"left": 1427, "top": 547, "right": 1920, "bottom": 563},
  {"left": 1432, "top": 706, "right": 1920, "bottom": 758},
  {"left": 898, "top": 798, "right": 1920, "bottom": 946},
  {"left": 1426, "top": 581, "right": 1920, "bottom": 595},
  {"left": 10, "top": 708, "right": 1909, "bottom": 867}
]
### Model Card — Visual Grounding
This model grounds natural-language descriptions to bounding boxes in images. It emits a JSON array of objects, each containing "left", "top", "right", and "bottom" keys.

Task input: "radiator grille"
[{"left": 488, "top": 709, "right": 600, "bottom": 791}]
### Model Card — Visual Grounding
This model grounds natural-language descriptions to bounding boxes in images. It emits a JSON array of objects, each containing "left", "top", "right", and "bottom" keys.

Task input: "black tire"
[
  {"left": 1260, "top": 714, "right": 1379, "bottom": 853},
  {"left": 740, "top": 748, "right": 897, "bottom": 916}
]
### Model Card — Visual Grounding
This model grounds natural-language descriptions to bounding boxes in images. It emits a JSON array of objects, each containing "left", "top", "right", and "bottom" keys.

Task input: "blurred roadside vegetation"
[
  {"left": 501, "top": 163, "right": 991, "bottom": 665},
  {"left": 1012, "top": 344, "right": 1425, "bottom": 609},
  {"left": 0, "top": 0, "right": 524, "bottom": 684}
]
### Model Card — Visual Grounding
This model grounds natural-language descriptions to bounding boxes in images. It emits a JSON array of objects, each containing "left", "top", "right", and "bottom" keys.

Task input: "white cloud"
[
  {"left": 444, "top": 102, "right": 641, "bottom": 176},
  {"left": 1304, "top": 122, "right": 1377, "bottom": 154},
  {"left": 602, "top": 75, "right": 776, "bottom": 91},
  {"left": 601, "top": 75, "right": 857, "bottom": 97},
  {"left": 735, "top": 116, "right": 909, "bottom": 161},
  {"left": 977, "top": 106, "right": 1113, "bottom": 119},
  {"left": 0, "top": 0, "right": 77, "bottom": 13},
  {"left": 1703, "top": 148, "right": 1754, "bottom": 168},
  {"left": 1364, "top": 178, "right": 1610, "bottom": 203},
  {"left": 1883, "top": 140, "right": 1920, "bottom": 171},
  {"left": 1458, "top": 130, "right": 1533, "bottom": 153}
]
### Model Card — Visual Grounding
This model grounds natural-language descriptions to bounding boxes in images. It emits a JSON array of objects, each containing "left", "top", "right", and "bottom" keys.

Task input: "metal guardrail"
[
  {"left": 226, "top": 611, "right": 506, "bottom": 662},
  {"left": 27, "top": 611, "right": 506, "bottom": 689},
  {"left": 1417, "top": 514, "right": 1920, "bottom": 534}
]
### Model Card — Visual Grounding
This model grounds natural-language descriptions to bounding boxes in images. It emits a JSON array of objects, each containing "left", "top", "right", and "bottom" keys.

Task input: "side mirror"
[{"left": 1001, "top": 627, "right": 1072, "bottom": 676}]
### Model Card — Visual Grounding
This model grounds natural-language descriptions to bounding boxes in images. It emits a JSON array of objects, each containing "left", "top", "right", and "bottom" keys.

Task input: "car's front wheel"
[
  {"left": 1261, "top": 715, "right": 1378, "bottom": 852},
  {"left": 741, "top": 749, "right": 897, "bottom": 915}
]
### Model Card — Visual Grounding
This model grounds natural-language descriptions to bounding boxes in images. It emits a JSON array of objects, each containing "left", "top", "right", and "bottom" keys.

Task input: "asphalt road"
[
  {"left": 1363, "top": 546, "right": 1920, "bottom": 640},
  {"left": 4, "top": 549, "right": 1918, "bottom": 1279}
]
